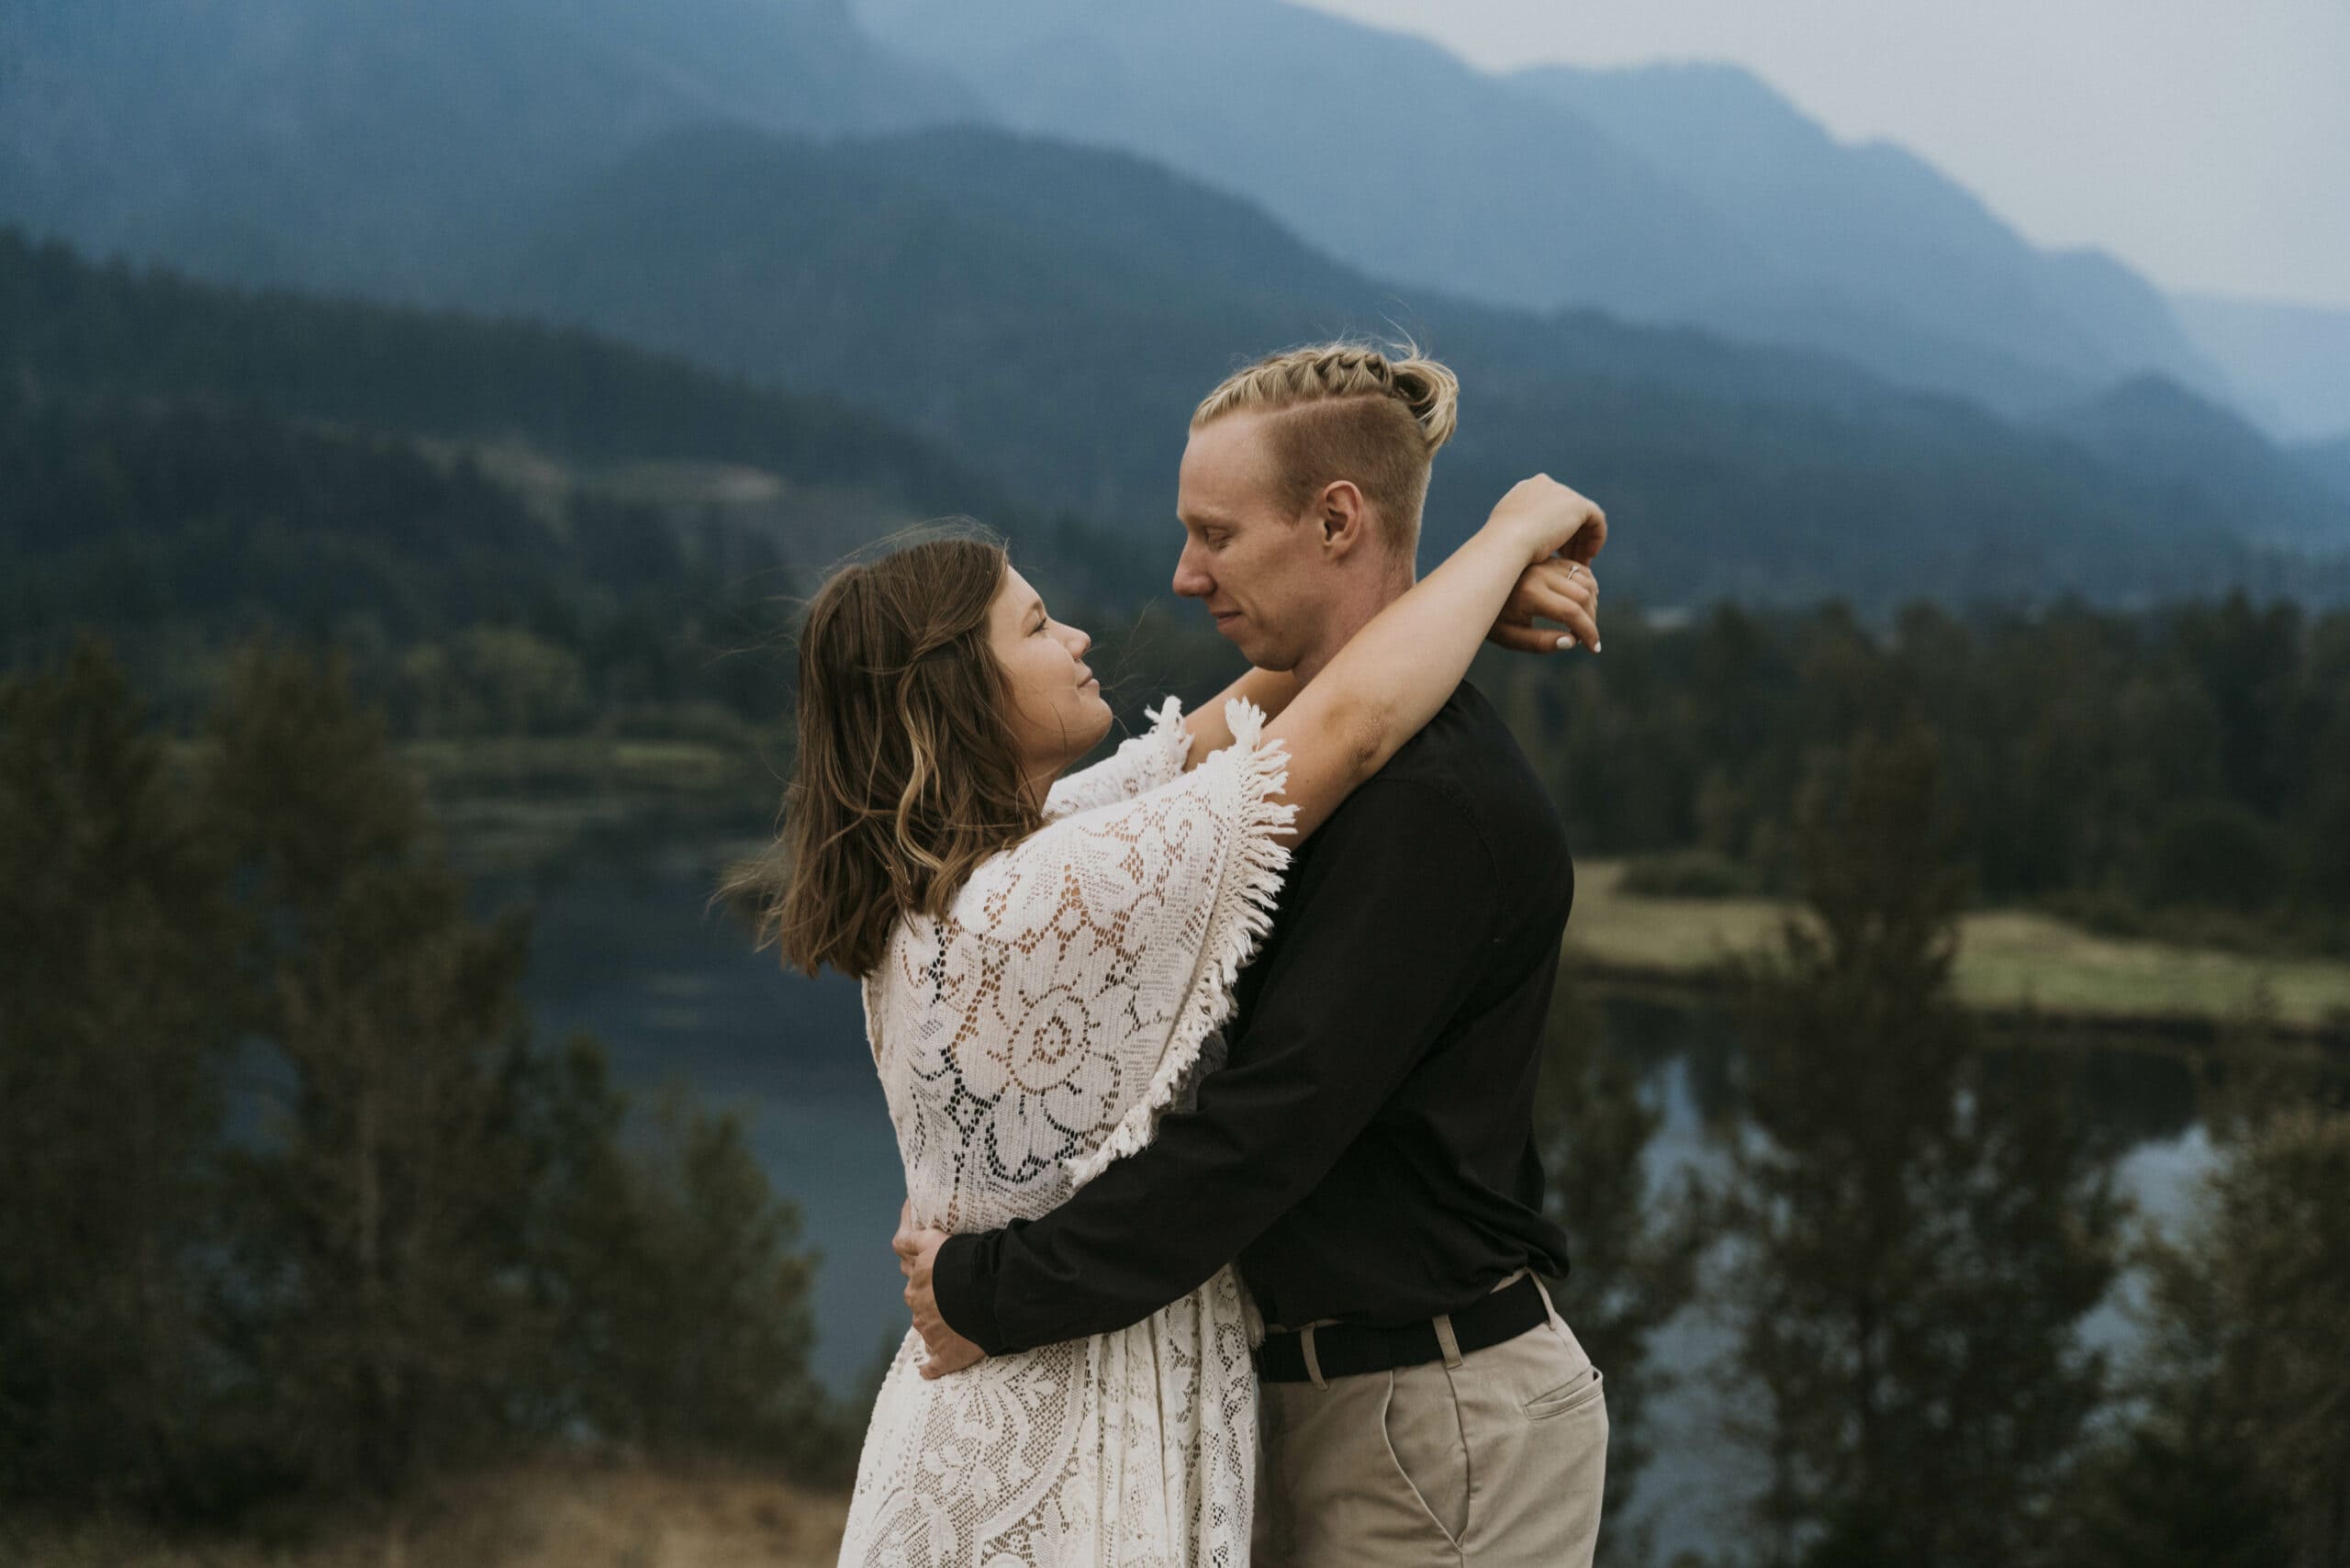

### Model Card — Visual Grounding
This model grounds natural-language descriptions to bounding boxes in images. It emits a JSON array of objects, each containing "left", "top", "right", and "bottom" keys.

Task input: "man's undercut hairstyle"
[{"left": 1191, "top": 340, "right": 1460, "bottom": 557}]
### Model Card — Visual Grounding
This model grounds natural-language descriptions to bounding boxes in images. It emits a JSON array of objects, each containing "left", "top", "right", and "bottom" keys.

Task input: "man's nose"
[
  {"left": 1172, "top": 543, "right": 1212, "bottom": 599},
  {"left": 1069, "top": 625, "right": 1092, "bottom": 658}
]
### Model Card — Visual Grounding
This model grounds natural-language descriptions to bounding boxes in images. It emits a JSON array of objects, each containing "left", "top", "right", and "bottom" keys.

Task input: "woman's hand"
[
  {"left": 1489, "top": 554, "right": 1601, "bottom": 654},
  {"left": 1483, "top": 474, "right": 1608, "bottom": 566}
]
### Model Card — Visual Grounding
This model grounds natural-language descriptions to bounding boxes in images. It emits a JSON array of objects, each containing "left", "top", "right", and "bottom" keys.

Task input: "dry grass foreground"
[
  {"left": 4, "top": 1456, "right": 850, "bottom": 1568},
  {"left": 1568, "top": 859, "right": 2350, "bottom": 1030}
]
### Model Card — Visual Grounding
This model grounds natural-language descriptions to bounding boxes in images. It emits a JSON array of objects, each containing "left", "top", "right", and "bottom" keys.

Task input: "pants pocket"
[
  {"left": 1380, "top": 1369, "right": 1471, "bottom": 1548},
  {"left": 1524, "top": 1364, "right": 1605, "bottom": 1421}
]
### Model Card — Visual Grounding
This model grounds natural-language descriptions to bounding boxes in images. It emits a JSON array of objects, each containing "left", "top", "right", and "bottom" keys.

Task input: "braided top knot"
[
  {"left": 1192, "top": 339, "right": 1460, "bottom": 455},
  {"left": 1188, "top": 339, "right": 1460, "bottom": 558}
]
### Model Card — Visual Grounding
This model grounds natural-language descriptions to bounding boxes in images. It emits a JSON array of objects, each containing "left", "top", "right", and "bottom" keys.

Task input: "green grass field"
[{"left": 1568, "top": 859, "right": 2350, "bottom": 1030}]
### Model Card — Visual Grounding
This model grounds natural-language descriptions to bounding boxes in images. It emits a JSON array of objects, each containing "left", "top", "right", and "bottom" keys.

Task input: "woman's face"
[{"left": 988, "top": 563, "right": 1113, "bottom": 782}]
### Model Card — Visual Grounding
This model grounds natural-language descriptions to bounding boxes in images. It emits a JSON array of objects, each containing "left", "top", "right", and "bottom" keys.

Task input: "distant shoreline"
[
  {"left": 377, "top": 735, "right": 2350, "bottom": 1047},
  {"left": 1568, "top": 859, "right": 2350, "bottom": 1048}
]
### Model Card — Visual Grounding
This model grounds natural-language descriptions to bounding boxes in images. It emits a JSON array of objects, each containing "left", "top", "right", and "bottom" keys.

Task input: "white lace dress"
[{"left": 836, "top": 696, "right": 1294, "bottom": 1568}]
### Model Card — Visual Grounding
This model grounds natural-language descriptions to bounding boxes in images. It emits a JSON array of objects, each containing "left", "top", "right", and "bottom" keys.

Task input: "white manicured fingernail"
[
  {"left": 1556, "top": 635, "right": 1575, "bottom": 649},
  {"left": 1594, "top": 641, "right": 1603, "bottom": 652}
]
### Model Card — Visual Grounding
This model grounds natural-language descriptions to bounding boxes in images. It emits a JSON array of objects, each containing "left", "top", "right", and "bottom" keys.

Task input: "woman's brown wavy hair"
[{"left": 723, "top": 532, "right": 1043, "bottom": 980}]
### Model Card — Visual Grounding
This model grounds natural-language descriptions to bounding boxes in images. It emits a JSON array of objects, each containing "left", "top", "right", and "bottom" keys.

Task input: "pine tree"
[
  {"left": 1535, "top": 969, "right": 1706, "bottom": 1565},
  {"left": 0, "top": 635, "right": 243, "bottom": 1510},
  {"left": 613, "top": 1080, "right": 824, "bottom": 1460},
  {"left": 2095, "top": 1091, "right": 2350, "bottom": 1566},
  {"left": 199, "top": 637, "right": 549, "bottom": 1500},
  {"left": 516, "top": 1041, "right": 827, "bottom": 1466},
  {"left": 1722, "top": 722, "right": 2121, "bottom": 1566},
  {"left": 1, "top": 632, "right": 842, "bottom": 1525}
]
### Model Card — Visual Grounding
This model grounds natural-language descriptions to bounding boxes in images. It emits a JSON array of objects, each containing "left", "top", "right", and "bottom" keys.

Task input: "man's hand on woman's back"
[{"left": 896, "top": 1203, "right": 986, "bottom": 1379}]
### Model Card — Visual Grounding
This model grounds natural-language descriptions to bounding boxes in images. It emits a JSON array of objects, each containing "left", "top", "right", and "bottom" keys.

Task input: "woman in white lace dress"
[{"left": 743, "top": 474, "right": 1599, "bottom": 1567}]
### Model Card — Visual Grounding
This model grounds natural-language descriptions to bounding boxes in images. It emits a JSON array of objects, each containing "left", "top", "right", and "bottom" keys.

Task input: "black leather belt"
[{"left": 1253, "top": 1275, "right": 1548, "bottom": 1384}]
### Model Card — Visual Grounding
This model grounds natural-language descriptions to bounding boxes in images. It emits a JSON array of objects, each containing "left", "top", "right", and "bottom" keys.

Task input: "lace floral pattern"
[{"left": 839, "top": 697, "right": 1292, "bottom": 1567}]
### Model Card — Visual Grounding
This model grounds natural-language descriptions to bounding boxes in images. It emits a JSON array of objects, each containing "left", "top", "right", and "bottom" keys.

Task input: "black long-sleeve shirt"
[{"left": 933, "top": 680, "right": 1577, "bottom": 1353}]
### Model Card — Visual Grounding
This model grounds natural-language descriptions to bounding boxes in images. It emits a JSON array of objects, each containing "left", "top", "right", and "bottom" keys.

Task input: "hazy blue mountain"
[
  {"left": 2171, "top": 291, "right": 2350, "bottom": 444},
  {"left": 2297, "top": 436, "right": 2350, "bottom": 505},
  {"left": 0, "top": 0, "right": 975, "bottom": 299},
  {"left": 856, "top": 0, "right": 2221, "bottom": 419},
  {"left": 480, "top": 121, "right": 2348, "bottom": 611},
  {"left": 2044, "top": 375, "right": 2350, "bottom": 549},
  {"left": 853, "top": 0, "right": 1756, "bottom": 320},
  {"left": 1513, "top": 62, "right": 2224, "bottom": 409}
]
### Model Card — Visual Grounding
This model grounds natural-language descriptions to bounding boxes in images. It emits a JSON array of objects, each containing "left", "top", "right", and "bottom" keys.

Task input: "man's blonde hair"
[{"left": 1192, "top": 339, "right": 1460, "bottom": 556}]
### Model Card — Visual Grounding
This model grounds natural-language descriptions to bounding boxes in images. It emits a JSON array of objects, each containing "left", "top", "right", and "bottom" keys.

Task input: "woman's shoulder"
[
  {"left": 1041, "top": 694, "right": 1191, "bottom": 822},
  {"left": 915, "top": 693, "right": 1293, "bottom": 940}
]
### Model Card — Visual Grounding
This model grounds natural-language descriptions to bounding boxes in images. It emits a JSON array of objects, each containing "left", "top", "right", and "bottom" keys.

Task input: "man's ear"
[{"left": 1315, "top": 479, "right": 1371, "bottom": 557}]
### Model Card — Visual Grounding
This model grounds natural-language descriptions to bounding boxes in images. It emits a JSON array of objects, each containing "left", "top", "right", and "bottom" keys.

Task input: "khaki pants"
[{"left": 1251, "top": 1277, "right": 1608, "bottom": 1566}]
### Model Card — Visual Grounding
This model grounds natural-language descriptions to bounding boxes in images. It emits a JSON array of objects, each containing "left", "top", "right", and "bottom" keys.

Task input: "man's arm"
[{"left": 924, "top": 776, "right": 1499, "bottom": 1358}]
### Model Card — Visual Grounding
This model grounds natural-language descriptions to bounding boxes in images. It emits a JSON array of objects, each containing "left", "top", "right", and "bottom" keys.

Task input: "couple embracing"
[{"left": 751, "top": 342, "right": 1611, "bottom": 1566}]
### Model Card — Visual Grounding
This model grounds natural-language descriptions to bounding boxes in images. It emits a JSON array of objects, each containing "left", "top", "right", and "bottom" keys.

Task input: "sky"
[{"left": 1292, "top": 0, "right": 2350, "bottom": 310}]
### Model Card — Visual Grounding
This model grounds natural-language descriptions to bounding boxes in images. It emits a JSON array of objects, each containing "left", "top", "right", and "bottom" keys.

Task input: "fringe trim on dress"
[{"left": 1063, "top": 696, "right": 1295, "bottom": 1189}]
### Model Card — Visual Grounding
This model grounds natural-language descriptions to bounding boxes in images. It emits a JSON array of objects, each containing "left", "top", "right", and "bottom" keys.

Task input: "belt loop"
[
  {"left": 1529, "top": 1272, "right": 1565, "bottom": 1331},
  {"left": 1432, "top": 1312, "right": 1465, "bottom": 1370},
  {"left": 1300, "top": 1324, "right": 1328, "bottom": 1390}
]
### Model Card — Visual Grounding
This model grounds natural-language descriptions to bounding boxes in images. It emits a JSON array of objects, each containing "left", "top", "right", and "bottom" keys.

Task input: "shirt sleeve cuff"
[{"left": 933, "top": 1230, "right": 1012, "bottom": 1356}]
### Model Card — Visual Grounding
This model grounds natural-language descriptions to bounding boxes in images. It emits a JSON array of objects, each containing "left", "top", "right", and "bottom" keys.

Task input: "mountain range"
[
  {"left": 1508, "top": 61, "right": 2219, "bottom": 410},
  {"left": 6, "top": 0, "right": 2341, "bottom": 447},
  {"left": 857, "top": 0, "right": 2280, "bottom": 424},
  {"left": 1, "top": 0, "right": 2344, "bottom": 613},
  {"left": 473, "top": 122, "right": 2346, "bottom": 609}
]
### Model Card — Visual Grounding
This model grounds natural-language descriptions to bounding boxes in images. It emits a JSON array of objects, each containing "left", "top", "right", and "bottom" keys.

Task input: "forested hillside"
[
  {"left": 0, "top": 230, "right": 1159, "bottom": 723},
  {"left": 0, "top": 228, "right": 988, "bottom": 516},
  {"left": 1473, "top": 593, "right": 2350, "bottom": 955}
]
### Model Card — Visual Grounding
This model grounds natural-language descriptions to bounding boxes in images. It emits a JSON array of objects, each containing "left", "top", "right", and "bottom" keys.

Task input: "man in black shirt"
[{"left": 900, "top": 342, "right": 1609, "bottom": 1565}]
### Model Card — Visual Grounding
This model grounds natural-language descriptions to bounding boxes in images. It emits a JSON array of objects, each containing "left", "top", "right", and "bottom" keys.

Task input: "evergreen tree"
[
  {"left": 1721, "top": 722, "right": 2121, "bottom": 1566},
  {"left": 2050, "top": 1413, "right": 2292, "bottom": 1568},
  {"left": 0, "top": 636, "right": 243, "bottom": 1510},
  {"left": 1535, "top": 971, "right": 1706, "bottom": 1566},
  {"left": 200, "top": 638, "right": 550, "bottom": 1500},
  {"left": 513, "top": 1040, "right": 830, "bottom": 1470},
  {"left": 2051, "top": 1005, "right": 2346, "bottom": 1568},
  {"left": 2111, "top": 1095, "right": 2350, "bottom": 1565},
  {"left": 0, "top": 634, "right": 840, "bottom": 1525}
]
